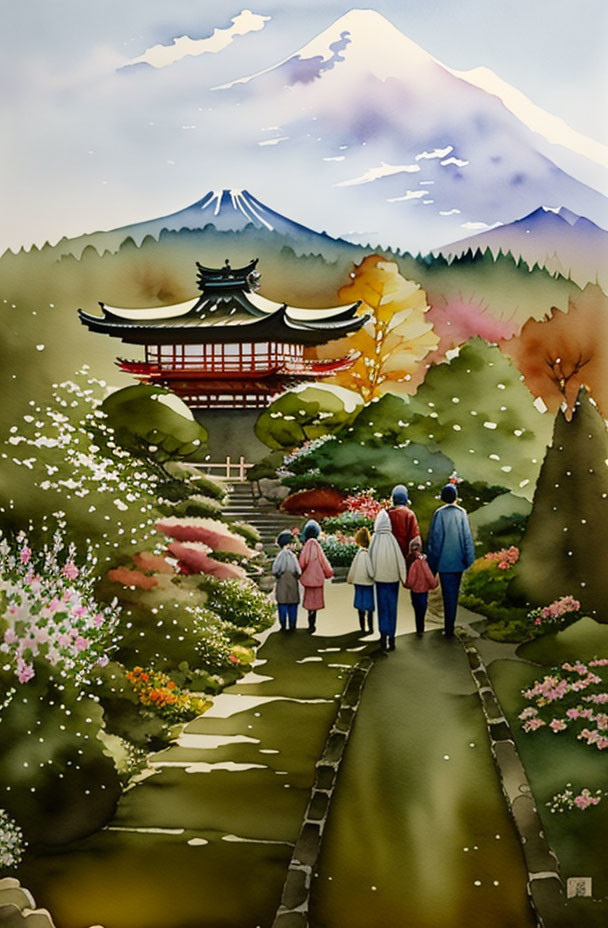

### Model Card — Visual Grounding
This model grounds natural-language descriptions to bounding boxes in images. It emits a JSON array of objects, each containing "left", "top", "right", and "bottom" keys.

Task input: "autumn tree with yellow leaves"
[{"left": 318, "top": 255, "right": 439, "bottom": 402}]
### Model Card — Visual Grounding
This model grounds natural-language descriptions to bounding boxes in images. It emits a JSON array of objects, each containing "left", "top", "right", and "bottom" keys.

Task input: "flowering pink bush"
[
  {"left": 528, "top": 595, "right": 581, "bottom": 628},
  {"left": 344, "top": 493, "right": 388, "bottom": 520},
  {"left": 484, "top": 546, "right": 519, "bottom": 570},
  {"left": 519, "top": 659, "right": 608, "bottom": 750},
  {"left": 0, "top": 529, "right": 120, "bottom": 686}
]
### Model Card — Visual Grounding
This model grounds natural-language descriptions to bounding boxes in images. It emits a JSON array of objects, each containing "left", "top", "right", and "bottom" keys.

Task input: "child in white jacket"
[{"left": 347, "top": 527, "right": 375, "bottom": 634}]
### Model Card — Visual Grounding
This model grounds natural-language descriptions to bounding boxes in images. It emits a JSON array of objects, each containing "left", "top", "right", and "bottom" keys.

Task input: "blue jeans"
[
  {"left": 375, "top": 582, "right": 399, "bottom": 637},
  {"left": 410, "top": 591, "right": 428, "bottom": 635},
  {"left": 438, "top": 572, "right": 463, "bottom": 636},
  {"left": 278, "top": 603, "right": 298, "bottom": 630}
]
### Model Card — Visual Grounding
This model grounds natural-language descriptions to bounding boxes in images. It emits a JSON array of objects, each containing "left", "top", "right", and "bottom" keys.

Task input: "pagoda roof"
[
  {"left": 196, "top": 257, "right": 259, "bottom": 290},
  {"left": 78, "top": 273, "right": 368, "bottom": 347}
]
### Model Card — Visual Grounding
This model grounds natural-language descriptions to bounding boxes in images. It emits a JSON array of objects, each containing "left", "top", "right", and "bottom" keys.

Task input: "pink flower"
[
  {"left": 566, "top": 707, "right": 581, "bottom": 719},
  {"left": 48, "top": 597, "right": 61, "bottom": 613},
  {"left": 97, "top": 655, "right": 109, "bottom": 668},
  {"left": 523, "top": 718, "right": 546, "bottom": 732},
  {"left": 93, "top": 613, "right": 104, "bottom": 627},
  {"left": 574, "top": 790, "right": 601, "bottom": 809},
  {"left": 58, "top": 634, "right": 71, "bottom": 648},
  {"left": 62, "top": 561, "right": 79, "bottom": 581},
  {"left": 3, "top": 628, "right": 18, "bottom": 645},
  {"left": 20, "top": 546, "right": 32, "bottom": 565},
  {"left": 74, "top": 636, "right": 89, "bottom": 651},
  {"left": 549, "top": 719, "right": 567, "bottom": 732},
  {"left": 16, "top": 660, "right": 34, "bottom": 683}
]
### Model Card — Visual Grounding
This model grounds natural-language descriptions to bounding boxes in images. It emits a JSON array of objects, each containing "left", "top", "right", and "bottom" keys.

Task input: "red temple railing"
[{"left": 117, "top": 355, "right": 355, "bottom": 378}]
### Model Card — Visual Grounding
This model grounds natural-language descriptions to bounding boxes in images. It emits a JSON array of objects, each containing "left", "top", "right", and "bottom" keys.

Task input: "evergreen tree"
[{"left": 510, "top": 389, "right": 608, "bottom": 620}]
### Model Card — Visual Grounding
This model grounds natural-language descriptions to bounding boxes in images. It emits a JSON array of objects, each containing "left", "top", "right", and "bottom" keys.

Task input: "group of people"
[{"left": 272, "top": 483, "right": 475, "bottom": 651}]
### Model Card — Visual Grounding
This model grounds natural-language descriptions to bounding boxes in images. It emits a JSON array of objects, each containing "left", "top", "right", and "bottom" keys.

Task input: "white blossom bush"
[
  {"left": 1, "top": 370, "right": 168, "bottom": 565},
  {"left": 0, "top": 809, "right": 26, "bottom": 870}
]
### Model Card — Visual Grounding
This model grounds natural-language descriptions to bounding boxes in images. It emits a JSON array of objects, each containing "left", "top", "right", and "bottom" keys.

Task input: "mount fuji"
[
  {"left": 206, "top": 9, "right": 608, "bottom": 253},
  {"left": 45, "top": 188, "right": 360, "bottom": 261}
]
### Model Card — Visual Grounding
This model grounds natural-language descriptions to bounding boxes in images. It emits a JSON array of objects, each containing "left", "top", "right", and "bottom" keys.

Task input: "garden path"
[
  {"left": 308, "top": 600, "right": 538, "bottom": 928},
  {"left": 17, "top": 584, "right": 373, "bottom": 928},
  {"left": 18, "top": 586, "right": 538, "bottom": 928}
]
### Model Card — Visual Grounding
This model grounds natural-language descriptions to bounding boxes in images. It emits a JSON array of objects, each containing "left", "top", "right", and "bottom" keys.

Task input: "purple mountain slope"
[
  {"left": 207, "top": 9, "right": 608, "bottom": 254},
  {"left": 432, "top": 206, "right": 608, "bottom": 290}
]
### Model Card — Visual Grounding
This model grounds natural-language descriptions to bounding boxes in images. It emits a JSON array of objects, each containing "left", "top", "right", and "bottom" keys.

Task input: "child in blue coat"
[{"left": 346, "top": 527, "right": 375, "bottom": 634}]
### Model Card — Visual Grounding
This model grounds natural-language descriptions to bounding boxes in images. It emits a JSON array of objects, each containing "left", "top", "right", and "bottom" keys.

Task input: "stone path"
[{"left": 307, "top": 605, "right": 538, "bottom": 928}]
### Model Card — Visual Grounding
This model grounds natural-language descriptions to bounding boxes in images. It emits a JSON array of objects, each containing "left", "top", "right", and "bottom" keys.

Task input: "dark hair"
[
  {"left": 276, "top": 530, "right": 293, "bottom": 548},
  {"left": 302, "top": 519, "right": 321, "bottom": 541},
  {"left": 440, "top": 484, "right": 457, "bottom": 503}
]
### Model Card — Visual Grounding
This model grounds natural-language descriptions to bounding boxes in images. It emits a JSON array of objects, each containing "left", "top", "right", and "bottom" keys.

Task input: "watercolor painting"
[{"left": 1, "top": 2, "right": 607, "bottom": 926}]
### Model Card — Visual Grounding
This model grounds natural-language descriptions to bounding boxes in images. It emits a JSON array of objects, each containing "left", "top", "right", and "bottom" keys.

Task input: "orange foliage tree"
[
  {"left": 318, "top": 255, "right": 438, "bottom": 401},
  {"left": 500, "top": 284, "right": 608, "bottom": 418}
]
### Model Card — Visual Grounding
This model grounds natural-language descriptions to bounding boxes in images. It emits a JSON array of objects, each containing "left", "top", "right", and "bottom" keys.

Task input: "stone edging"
[
  {"left": 457, "top": 629, "right": 569, "bottom": 928},
  {"left": 271, "top": 655, "right": 374, "bottom": 928},
  {"left": 0, "top": 877, "right": 57, "bottom": 927}
]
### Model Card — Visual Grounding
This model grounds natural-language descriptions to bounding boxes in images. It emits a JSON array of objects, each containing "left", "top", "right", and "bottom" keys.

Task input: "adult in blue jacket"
[{"left": 427, "top": 484, "right": 475, "bottom": 638}]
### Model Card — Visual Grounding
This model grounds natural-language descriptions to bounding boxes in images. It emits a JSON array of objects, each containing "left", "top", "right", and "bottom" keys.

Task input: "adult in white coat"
[{"left": 368, "top": 509, "right": 407, "bottom": 652}]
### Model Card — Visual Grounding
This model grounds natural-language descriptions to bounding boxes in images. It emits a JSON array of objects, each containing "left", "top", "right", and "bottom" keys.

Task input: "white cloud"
[
  {"left": 336, "top": 162, "right": 420, "bottom": 187},
  {"left": 415, "top": 146, "right": 453, "bottom": 161},
  {"left": 323, "top": 156, "right": 346, "bottom": 162},
  {"left": 440, "top": 209, "right": 461, "bottom": 216},
  {"left": 258, "top": 136, "right": 289, "bottom": 146},
  {"left": 441, "top": 156, "right": 470, "bottom": 167},
  {"left": 387, "top": 190, "right": 426, "bottom": 202},
  {"left": 125, "top": 10, "right": 271, "bottom": 69},
  {"left": 460, "top": 220, "right": 493, "bottom": 230}
]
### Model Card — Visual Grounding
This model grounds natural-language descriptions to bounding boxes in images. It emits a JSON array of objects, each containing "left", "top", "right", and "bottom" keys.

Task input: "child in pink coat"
[
  {"left": 299, "top": 519, "right": 334, "bottom": 633},
  {"left": 405, "top": 538, "right": 438, "bottom": 637}
]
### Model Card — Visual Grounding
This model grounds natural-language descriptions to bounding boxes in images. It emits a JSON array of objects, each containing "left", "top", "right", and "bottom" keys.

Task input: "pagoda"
[{"left": 78, "top": 259, "right": 368, "bottom": 409}]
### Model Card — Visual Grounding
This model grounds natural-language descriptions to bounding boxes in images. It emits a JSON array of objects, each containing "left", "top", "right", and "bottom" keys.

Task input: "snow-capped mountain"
[
  {"left": 432, "top": 206, "right": 608, "bottom": 290},
  {"left": 47, "top": 189, "right": 359, "bottom": 260},
  {"left": 102, "top": 188, "right": 345, "bottom": 242},
  {"left": 208, "top": 9, "right": 608, "bottom": 253}
]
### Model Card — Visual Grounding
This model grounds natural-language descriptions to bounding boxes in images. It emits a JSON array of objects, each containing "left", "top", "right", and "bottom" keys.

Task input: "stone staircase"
[{"left": 224, "top": 483, "right": 303, "bottom": 583}]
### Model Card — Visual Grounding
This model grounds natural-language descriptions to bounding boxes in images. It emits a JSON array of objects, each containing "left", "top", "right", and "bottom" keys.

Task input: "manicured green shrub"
[
  {"left": 320, "top": 534, "right": 359, "bottom": 567},
  {"left": 200, "top": 577, "right": 275, "bottom": 630}
]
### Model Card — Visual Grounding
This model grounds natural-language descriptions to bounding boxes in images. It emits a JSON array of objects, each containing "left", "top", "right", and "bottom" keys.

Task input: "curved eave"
[{"left": 78, "top": 306, "right": 369, "bottom": 346}]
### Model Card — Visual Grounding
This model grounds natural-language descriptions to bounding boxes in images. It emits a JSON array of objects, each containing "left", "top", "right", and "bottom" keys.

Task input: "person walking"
[
  {"left": 368, "top": 509, "right": 407, "bottom": 652},
  {"left": 299, "top": 519, "right": 334, "bottom": 633},
  {"left": 272, "top": 530, "right": 301, "bottom": 632},
  {"left": 387, "top": 484, "right": 421, "bottom": 560},
  {"left": 346, "top": 526, "right": 375, "bottom": 634},
  {"left": 404, "top": 538, "right": 438, "bottom": 637},
  {"left": 427, "top": 484, "right": 475, "bottom": 638}
]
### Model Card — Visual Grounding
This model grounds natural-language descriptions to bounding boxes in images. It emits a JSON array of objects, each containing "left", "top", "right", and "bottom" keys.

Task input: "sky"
[{"left": 1, "top": 0, "right": 607, "bottom": 252}]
